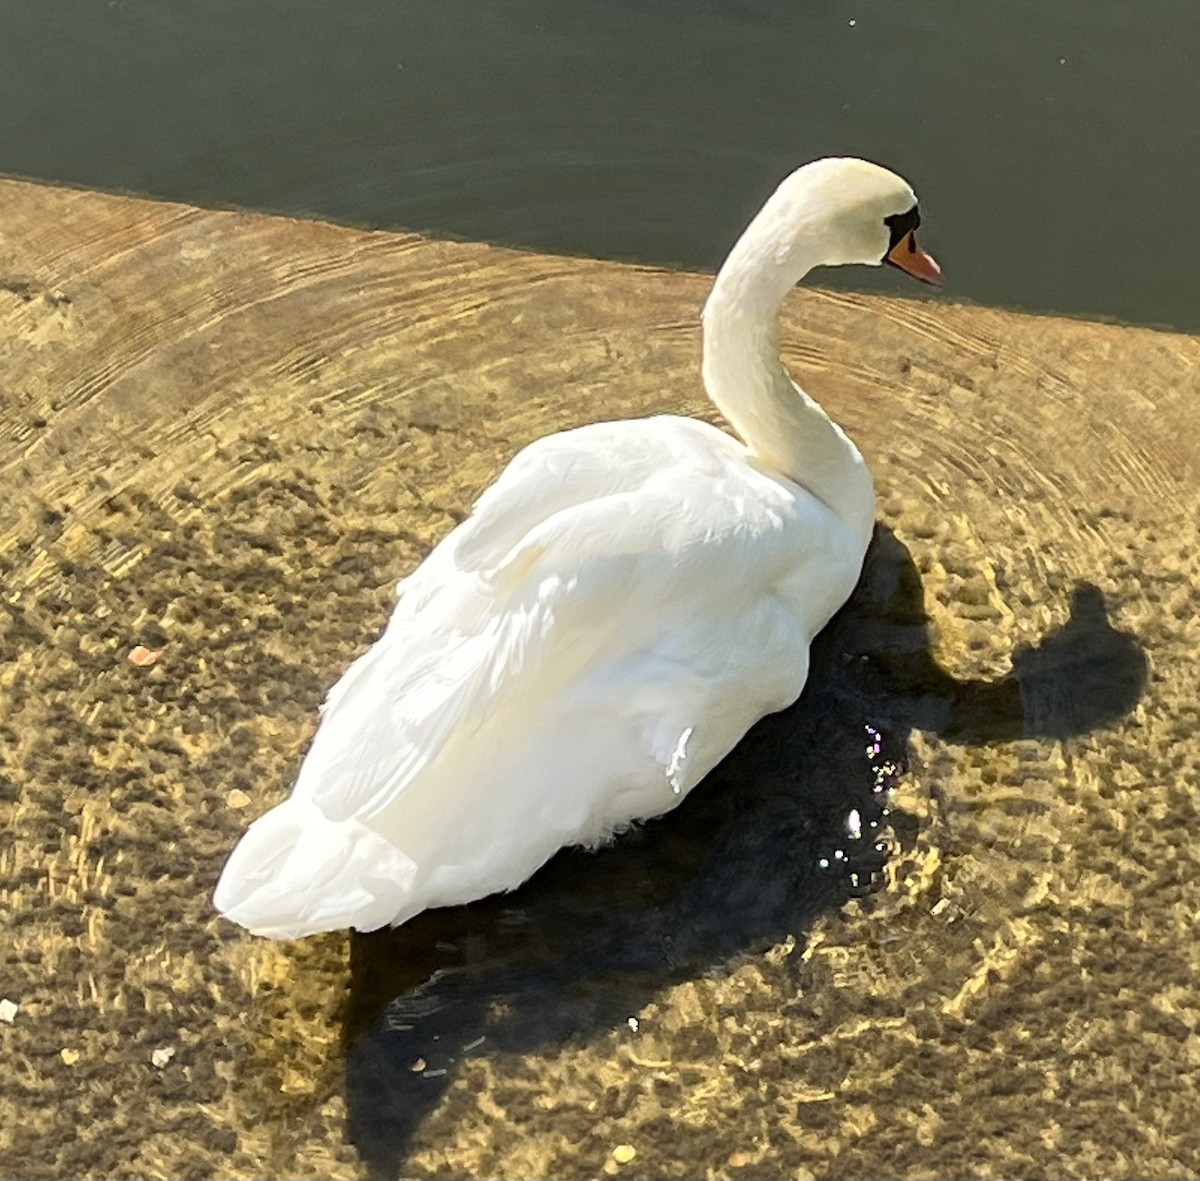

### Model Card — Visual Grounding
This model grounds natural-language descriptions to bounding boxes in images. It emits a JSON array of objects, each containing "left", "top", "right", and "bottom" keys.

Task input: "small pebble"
[
  {"left": 0, "top": 998, "right": 18, "bottom": 1024},
  {"left": 612, "top": 1145, "right": 636, "bottom": 1164},
  {"left": 150, "top": 1046, "right": 175, "bottom": 1069},
  {"left": 410, "top": 1057, "right": 426, "bottom": 1072},
  {"left": 60, "top": 1048, "right": 80, "bottom": 1066},
  {"left": 226, "top": 788, "right": 252, "bottom": 809},
  {"left": 127, "top": 645, "right": 159, "bottom": 667}
]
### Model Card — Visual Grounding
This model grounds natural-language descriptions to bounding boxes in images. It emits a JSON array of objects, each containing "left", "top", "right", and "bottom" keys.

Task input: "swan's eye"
[{"left": 884, "top": 205, "right": 920, "bottom": 252}]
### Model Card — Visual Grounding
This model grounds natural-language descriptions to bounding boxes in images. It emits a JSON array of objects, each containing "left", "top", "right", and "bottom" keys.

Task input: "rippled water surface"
[{"left": 2, "top": 6, "right": 1199, "bottom": 1180}]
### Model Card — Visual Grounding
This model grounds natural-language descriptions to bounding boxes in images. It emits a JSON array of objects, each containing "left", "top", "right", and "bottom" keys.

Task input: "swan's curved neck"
[{"left": 701, "top": 223, "right": 875, "bottom": 544}]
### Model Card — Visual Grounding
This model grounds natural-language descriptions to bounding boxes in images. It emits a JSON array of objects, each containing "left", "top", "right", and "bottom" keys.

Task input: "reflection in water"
[{"left": 341, "top": 527, "right": 1147, "bottom": 1177}]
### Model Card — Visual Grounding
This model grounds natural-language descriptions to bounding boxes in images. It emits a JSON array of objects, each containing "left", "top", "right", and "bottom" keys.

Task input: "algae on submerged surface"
[{"left": 1, "top": 180, "right": 1198, "bottom": 1180}]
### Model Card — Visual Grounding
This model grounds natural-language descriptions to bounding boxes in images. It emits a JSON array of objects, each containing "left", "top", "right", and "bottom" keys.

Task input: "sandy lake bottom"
[{"left": 1, "top": 180, "right": 1198, "bottom": 1180}]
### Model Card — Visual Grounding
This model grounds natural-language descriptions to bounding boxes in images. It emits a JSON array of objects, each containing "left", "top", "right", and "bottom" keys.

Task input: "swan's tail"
[{"left": 213, "top": 798, "right": 418, "bottom": 938}]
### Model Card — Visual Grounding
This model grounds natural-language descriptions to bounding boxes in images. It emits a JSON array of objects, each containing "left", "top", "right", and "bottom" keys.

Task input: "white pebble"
[
  {"left": 150, "top": 1046, "right": 176, "bottom": 1069},
  {"left": 0, "top": 998, "right": 18, "bottom": 1024}
]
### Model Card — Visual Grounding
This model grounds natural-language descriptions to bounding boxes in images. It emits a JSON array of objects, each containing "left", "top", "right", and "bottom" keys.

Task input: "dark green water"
[{"left": 1, "top": 0, "right": 1197, "bottom": 331}]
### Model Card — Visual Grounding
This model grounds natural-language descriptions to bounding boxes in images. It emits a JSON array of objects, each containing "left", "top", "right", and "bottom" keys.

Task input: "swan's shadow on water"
[{"left": 341, "top": 526, "right": 1147, "bottom": 1178}]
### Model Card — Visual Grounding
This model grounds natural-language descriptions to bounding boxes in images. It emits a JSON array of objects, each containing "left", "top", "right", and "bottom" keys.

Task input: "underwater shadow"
[{"left": 341, "top": 525, "right": 1148, "bottom": 1179}]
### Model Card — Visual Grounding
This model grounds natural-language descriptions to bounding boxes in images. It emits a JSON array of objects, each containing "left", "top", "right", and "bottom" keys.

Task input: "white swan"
[{"left": 214, "top": 156, "right": 940, "bottom": 938}]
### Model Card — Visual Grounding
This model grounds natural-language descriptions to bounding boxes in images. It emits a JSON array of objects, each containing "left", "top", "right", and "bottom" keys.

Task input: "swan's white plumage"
[{"left": 214, "top": 156, "right": 931, "bottom": 938}]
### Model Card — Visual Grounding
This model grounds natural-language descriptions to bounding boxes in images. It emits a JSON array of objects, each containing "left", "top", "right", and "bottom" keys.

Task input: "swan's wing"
[
  {"left": 448, "top": 416, "right": 740, "bottom": 577},
  {"left": 294, "top": 419, "right": 859, "bottom": 825},
  {"left": 295, "top": 418, "right": 711, "bottom": 818},
  {"left": 294, "top": 489, "right": 673, "bottom": 823}
]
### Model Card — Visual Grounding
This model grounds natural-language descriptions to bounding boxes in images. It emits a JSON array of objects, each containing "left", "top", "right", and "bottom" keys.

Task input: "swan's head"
[{"left": 765, "top": 156, "right": 941, "bottom": 285}]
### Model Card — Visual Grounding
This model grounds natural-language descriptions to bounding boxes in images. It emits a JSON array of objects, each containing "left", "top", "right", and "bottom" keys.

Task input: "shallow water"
[
  {"left": 342, "top": 529, "right": 1148, "bottom": 1176},
  {"left": 2, "top": 62, "right": 1199, "bottom": 1181},
  {"left": 1, "top": 0, "right": 1199, "bottom": 330}
]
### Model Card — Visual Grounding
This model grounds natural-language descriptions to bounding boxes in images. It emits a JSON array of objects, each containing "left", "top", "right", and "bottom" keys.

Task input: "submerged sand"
[{"left": 1, "top": 178, "right": 1198, "bottom": 1180}]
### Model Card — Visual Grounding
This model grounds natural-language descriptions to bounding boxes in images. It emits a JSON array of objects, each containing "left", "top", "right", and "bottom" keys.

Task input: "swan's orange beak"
[{"left": 886, "top": 231, "right": 942, "bottom": 286}]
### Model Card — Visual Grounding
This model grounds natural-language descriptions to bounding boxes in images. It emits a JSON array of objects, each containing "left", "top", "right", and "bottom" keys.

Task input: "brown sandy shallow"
[{"left": 0, "top": 178, "right": 1198, "bottom": 1181}]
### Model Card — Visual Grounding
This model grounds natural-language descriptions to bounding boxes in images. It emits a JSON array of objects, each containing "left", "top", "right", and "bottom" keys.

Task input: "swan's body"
[{"left": 215, "top": 157, "right": 939, "bottom": 938}]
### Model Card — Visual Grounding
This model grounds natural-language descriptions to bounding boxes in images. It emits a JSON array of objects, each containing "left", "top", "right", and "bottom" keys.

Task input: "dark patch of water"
[{"left": 340, "top": 527, "right": 1147, "bottom": 1178}]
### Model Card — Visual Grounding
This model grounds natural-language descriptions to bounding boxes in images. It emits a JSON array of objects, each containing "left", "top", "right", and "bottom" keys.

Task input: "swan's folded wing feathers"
[
  {"left": 295, "top": 624, "right": 493, "bottom": 820},
  {"left": 452, "top": 416, "right": 737, "bottom": 575},
  {"left": 292, "top": 422, "right": 842, "bottom": 831},
  {"left": 295, "top": 490, "right": 708, "bottom": 823}
]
